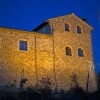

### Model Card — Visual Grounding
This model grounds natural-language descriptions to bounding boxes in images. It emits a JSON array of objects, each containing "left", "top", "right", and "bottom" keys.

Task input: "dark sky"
[{"left": 0, "top": 0, "right": 100, "bottom": 72}]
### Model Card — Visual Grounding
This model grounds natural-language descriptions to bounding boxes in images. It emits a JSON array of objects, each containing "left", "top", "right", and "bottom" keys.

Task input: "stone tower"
[{"left": 0, "top": 13, "right": 97, "bottom": 92}]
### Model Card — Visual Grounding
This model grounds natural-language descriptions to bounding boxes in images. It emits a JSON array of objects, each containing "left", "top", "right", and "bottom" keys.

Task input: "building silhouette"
[{"left": 0, "top": 13, "right": 97, "bottom": 92}]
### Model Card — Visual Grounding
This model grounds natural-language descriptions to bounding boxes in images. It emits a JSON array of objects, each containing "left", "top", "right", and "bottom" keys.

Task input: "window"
[
  {"left": 78, "top": 48, "right": 84, "bottom": 57},
  {"left": 77, "top": 26, "right": 81, "bottom": 33},
  {"left": 19, "top": 41, "right": 27, "bottom": 51},
  {"left": 66, "top": 47, "right": 72, "bottom": 56},
  {"left": 65, "top": 24, "right": 69, "bottom": 31}
]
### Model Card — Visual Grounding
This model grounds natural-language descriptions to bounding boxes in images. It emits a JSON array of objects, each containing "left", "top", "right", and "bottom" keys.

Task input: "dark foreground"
[{"left": 0, "top": 87, "right": 100, "bottom": 100}]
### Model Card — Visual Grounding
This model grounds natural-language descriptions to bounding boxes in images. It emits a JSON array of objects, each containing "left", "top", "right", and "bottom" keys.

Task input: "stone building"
[{"left": 0, "top": 13, "right": 97, "bottom": 92}]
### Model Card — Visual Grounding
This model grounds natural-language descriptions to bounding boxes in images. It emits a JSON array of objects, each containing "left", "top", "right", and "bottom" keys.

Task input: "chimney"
[{"left": 82, "top": 18, "right": 87, "bottom": 22}]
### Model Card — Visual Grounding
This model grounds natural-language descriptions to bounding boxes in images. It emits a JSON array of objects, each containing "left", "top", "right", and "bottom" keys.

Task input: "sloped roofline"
[
  {"left": 47, "top": 13, "right": 73, "bottom": 20},
  {"left": 47, "top": 13, "right": 93, "bottom": 30},
  {"left": 33, "top": 22, "right": 49, "bottom": 31},
  {"left": 33, "top": 13, "right": 93, "bottom": 31},
  {"left": 71, "top": 13, "right": 93, "bottom": 29}
]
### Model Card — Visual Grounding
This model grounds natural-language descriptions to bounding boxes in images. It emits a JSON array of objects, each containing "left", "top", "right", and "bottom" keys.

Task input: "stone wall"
[
  {"left": 0, "top": 13, "right": 97, "bottom": 92},
  {"left": 0, "top": 28, "right": 54, "bottom": 88},
  {"left": 47, "top": 13, "right": 97, "bottom": 91}
]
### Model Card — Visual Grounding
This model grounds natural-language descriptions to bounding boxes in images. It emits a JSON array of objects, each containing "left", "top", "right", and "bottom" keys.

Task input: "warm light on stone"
[{"left": 0, "top": 13, "right": 97, "bottom": 92}]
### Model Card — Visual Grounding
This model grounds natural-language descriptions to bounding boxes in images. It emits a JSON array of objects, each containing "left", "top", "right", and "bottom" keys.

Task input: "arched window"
[
  {"left": 66, "top": 47, "right": 72, "bottom": 56},
  {"left": 78, "top": 48, "right": 84, "bottom": 57},
  {"left": 77, "top": 26, "right": 81, "bottom": 33},
  {"left": 65, "top": 24, "right": 69, "bottom": 31}
]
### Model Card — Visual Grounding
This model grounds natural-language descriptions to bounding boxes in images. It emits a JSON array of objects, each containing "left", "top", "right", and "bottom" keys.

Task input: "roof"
[
  {"left": 33, "top": 22, "right": 49, "bottom": 31},
  {"left": 0, "top": 27, "right": 52, "bottom": 38},
  {"left": 33, "top": 13, "right": 93, "bottom": 31}
]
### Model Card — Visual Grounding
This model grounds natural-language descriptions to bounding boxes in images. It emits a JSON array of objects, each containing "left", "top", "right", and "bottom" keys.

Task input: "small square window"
[{"left": 19, "top": 41, "right": 27, "bottom": 51}]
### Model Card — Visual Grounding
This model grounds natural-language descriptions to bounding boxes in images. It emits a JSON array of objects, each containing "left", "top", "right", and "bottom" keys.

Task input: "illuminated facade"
[{"left": 0, "top": 13, "right": 97, "bottom": 91}]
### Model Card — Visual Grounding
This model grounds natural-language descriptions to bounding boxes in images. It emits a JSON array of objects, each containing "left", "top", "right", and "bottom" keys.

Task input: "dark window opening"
[
  {"left": 65, "top": 24, "right": 70, "bottom": 31},
  {"left": 66, "top": 47, "right": 72, "bottom": 56},
  {"left": 78, "top": 48, "right": 84, "bottom": 57},
  {"left": 77, "top": 26, "right": 81, "bottom": 33},
  {"left": 19, "top": 41, "right": 27, "bottom": 51}
]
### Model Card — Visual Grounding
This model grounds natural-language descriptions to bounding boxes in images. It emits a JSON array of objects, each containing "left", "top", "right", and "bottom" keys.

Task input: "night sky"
[{"left": 0, "top": 0, "right": 100, "bottom": 73}]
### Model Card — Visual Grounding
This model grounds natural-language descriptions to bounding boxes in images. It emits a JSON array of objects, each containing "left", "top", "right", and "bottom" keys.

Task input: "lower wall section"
[{"left": 0, "top": 52, "right": 97, "bottom": 92}]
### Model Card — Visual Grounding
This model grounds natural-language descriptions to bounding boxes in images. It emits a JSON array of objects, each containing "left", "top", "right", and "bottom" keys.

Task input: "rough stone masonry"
[{"left": 0, "top": 13, "right": 97, "bottom": 92}]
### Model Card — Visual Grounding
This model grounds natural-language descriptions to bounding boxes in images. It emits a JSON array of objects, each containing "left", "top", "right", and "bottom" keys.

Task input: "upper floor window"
[
  {"left": 77, "top": 26, "right": 81, "bottom": 34},
  {"left": 19, "top": 41, "right": 27, "bottom": 51},
  {"left": 65, "top": 24, "right": 70, "bottom": 32},
  {"left": 78, "top": 48, "right": 84, "bottom": 57},
  {"left": 66, "top": 47, "right": 72, "bottom": 56}
]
